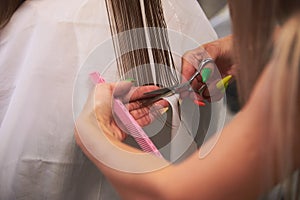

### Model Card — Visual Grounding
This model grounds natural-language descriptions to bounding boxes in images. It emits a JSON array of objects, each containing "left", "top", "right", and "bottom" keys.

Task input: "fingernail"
[
  {"left": 224, "top": 81, "right": 229, "bottom": 90},
  {"left": 194, "top": 100, "right": 206, "bottom": 106},
  {"left": 216, "top": 75, "right": 232, "bottom": 90},
  {"left": 124, "top": 78, "right": 135, "bottom": 82},
  {"left": 198, "top": 84, "right": 207, "bottom": 94},
  {"left": 159, "top": 107, "right": 169, "bottom": 114},
  {"left": 223, "top": 75, "right": 232, "bottom": 84},
  {"left": 89, "top": 72, "right": 105, "bottom": 84},
  {"left": 179, "top": 99, "right": 183, "bottom": 105},
  {"left": 201, "top": 68, "right": 212, "bottom": 83}
]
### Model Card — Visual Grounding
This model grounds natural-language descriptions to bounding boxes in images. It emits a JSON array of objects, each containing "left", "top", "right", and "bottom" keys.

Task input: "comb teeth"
[{"left": 113, "top": 99, "right": 163, "bottom": 158}]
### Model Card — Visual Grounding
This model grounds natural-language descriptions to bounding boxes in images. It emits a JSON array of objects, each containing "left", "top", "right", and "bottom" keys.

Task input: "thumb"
[{"left": 202, "top": 43, "right": 220, "bottom": 60}]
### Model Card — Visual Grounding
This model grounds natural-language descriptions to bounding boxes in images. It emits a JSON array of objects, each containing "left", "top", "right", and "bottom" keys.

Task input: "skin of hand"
[
  {"left": 90, "top": 81, "right": 169, "bottom": 140},
  {"left": 181, "top": 35, "right": 236, "bottom": 101}
]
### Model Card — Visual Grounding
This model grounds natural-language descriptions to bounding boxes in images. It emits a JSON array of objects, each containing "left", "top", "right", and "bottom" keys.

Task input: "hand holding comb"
[{"left": 89, "top": 72, "right": 163, "bottom": 158}]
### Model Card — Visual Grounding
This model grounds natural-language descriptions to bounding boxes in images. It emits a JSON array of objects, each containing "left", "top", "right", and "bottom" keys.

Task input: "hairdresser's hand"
[
  {"left": 181, "top": 35, "right": 236, "bottom": 102},
  {"left": 203, "top": 35, "right": 235, "bottom": 76},
  {"left": 182, "top": 35, "right": 235, "bottom": 82},
  {"left": 87, "top": 82, "right": 168, "bottom": 141},
  {"left": 120, "top": 84, "right": 169, "bottom": 127}
]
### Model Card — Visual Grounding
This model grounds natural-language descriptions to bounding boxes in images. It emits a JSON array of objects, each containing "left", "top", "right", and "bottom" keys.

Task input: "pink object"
[{"left": 89, "top": 72, "right": 163, "bottom": 158}]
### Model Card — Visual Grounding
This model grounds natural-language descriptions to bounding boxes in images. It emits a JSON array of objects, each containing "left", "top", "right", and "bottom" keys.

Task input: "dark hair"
[
  {"left": 0, "top": 0, "right": 25, "bottom": 29},
  {"left": 105, "top": 0, "right": 178, "bottom": 87}
]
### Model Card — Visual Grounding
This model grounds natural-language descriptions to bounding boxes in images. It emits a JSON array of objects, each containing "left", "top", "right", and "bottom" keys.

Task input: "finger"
[
  {"left": 113, "top": 81, "right": 133, "bottom": 98},
  {"left": 182, "top": 46, "right": 210, "bottom": 69},
  {"left": 228, "top": 64, "right": 238, "bottom": 77},
  {"left": 203, "top": 36, "right": 235, "bottom": 76},
  {"left": 182, "top": 49, "right": 216, "bottom": 86},
  {"left": 191, "top": 78, "right": 203, "bottom": 91},
  {"left": 129, "top": 99, "right": 168, "bottom": 118},
  {"left": 154, "top": 99, "right": 169, "bottom": 109},
  {"left": 128, "top": 97, "right": 169, "bottom": 110},
  {"left": 111, "top": 121, "right": 127, "bottom": 141},
  {"left": 130, "top": 106, "right": 150, "bottom": 120},
  {"left": 200, "top": 61, "right": 216, "bottom": 83},
  {"left": 130, "top": 107, "right": 153, "bottom": 127},
  {"left": 130, "top": 85, "right": 161, "bottom": 101},
  {"left": 126, "top": 101, "right": 141, "bottom": 111},
  {"left": 95, "top": 83, "right": 113, "bottom": 99},
  {"left": 122, "top": 85, "right": 161, "bottom": 102},
  {"left": 202, "top": 79, "right": 226, "bottom": 102},
  {"left": 94, "top": 83, "right": 114, "bottom": 121},
  {"left": 202, "top": 43, "right": 220, "bottom": 60},
  {"left": 130, "top": 99, "right": 169, "bottom": 126},
  {"left": 181, "top": 57, "right": 197, "bottom": 83},
  {"left": 136, "top": 114, "right": 153, "bottom": 127},
  {"left": 189, "top": 91, "right": 205, "bottom": 102}
]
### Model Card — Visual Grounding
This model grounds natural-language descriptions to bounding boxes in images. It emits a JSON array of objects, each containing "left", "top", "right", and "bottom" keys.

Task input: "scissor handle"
[
  {"left": 140, "top": 58, "right": 216, "bottom": 106},
  {"left": 189, "top": 58, "right": 215, "bottom": 84},
  {"left": 199, "top": 58, "right": 215, "bottom": 71}
]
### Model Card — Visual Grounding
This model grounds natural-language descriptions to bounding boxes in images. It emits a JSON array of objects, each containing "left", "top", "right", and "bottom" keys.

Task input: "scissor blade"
[
  {"left": 140, "top": 90, "right": 174, "bottom": 107},
  {"left": 143, "top": 87, "right": 172, "bottom": 96}
]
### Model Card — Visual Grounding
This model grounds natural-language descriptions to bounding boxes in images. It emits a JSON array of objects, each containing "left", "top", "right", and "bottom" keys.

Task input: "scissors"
[{"left": 140, "top": 58, "right": 215, "bottom": 107}]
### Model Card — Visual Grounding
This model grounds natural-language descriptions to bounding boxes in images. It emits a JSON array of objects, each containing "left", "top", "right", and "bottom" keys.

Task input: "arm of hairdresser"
[{"left": 74, "top": 65, "right": 281, "bottom": 199}]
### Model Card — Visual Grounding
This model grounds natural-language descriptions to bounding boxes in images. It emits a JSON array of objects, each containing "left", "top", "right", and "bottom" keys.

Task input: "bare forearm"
[{"left": 75, "top": 114, "right": 169, "bottom": 199}]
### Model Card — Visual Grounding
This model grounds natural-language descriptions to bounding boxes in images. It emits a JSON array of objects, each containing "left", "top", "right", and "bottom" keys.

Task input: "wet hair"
[{"left": 105, "top": 0, "right": 179, "bottom": 87}]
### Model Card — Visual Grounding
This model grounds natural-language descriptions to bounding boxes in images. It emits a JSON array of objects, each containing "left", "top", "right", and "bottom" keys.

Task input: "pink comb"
[{"left": 89, "top": 72, "right": 163, "bottom": 158}]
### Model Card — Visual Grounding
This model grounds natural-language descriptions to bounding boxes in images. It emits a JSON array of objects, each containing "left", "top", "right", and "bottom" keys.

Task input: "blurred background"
[{"left": 198, "top": 0, "right": 231, "bottom": 38}]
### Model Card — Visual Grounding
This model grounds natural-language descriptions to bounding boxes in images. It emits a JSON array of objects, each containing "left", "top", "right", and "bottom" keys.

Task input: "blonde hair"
[
  {"left": 229, "top": 0, "right": 300, "bottom": 198},
  {"left": 0, "top": 0, "right": 25, "bottom": 29},
  {"left": 271, "top": 14, "right": 300, "bottom": 198},
  {"left": 229, "top": 0, "right": 277, "bottom": 104}
]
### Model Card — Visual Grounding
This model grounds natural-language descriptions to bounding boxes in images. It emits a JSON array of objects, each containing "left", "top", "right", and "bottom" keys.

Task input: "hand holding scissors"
[{"left": 140, "top": 58, "right": 232, "bottom": 107}]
